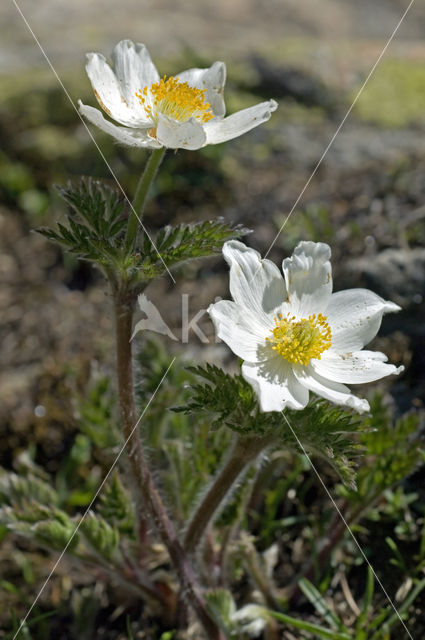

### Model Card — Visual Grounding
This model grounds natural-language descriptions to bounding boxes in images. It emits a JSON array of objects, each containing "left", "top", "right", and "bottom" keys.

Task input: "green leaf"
[
  {"left": 98, "top": 471, "right": 135, "bottom": 535},
  {"left": 356, "top": 566, "right": 374, "bottom": 632},
  {"left": 174, "top": 365, "right": 363, "bottom": 487},
  {"left": 298, "top": 578, "right": 347, "bottom": 632},
  {"left": 0, "top": 491, "right": 79, "bottom": 552},
  {"left": 0, "top": 471, "right": 59, "bottom": 509},
  {"left": 173, "top": 364, "right": 258, "bottom": 432},
  {"left": 37, "top": 178, "right": 127, "bottom": 266},
  {"left": 4, "top": 609, "right": 57, "bottom": 640},
  {"left": 340, "top": 394, "right": 424, "bottom": 502},
  {"left": 135, "top": 219, "right": 249, "bottom": 281},
  {"left": 77, "top": 375, "right": 121, "bottom": 449},
  {"left": 266, "top": 609, "right": 351, "bottom": 639},
  {"left": 376, "top": 576, "right": 425, "bottom": 635},
  {"left": 80, "top": 511, "right": 119, "bottom": 561},
  {"left": 34, "top": 513, "right": 79, "bottom": 551}
]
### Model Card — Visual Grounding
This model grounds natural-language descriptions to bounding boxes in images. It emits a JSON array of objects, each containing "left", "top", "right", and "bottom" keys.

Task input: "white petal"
[
  {"left": 85, "top": 52, "right": 149, "bottom": 127},
  {"left": 78, "top": 102, "right": 161, "bottom": 148},
  {"left": 208, "top": 300, "right": 268, "bottom": 362},
  {"left": 313, "top": 350, "right": 404, "bottom": 384},
  {"left": 156, "top": 113, "right": 206, "bottom": 150},
  {"left": 282, "top": 241, "right": 332, "bottom": 317},
  {"left": 222, "top": 240, "right": 287, "bottom": 325},
  {"left": 111, "top": 40, "right": 160, "bottom": 112},
  {"left": 294, "top": 366, "right": 370, "bottom": 413},
  {"left": 204, "top": 100, "right": 278, "bottom": 145},
  {"left": 176, "top": 61, "right": 226, "bottom": 117},
  {"left": 325, "top": 288, "right": 401, "bottom": 351},
  {"left": 242, "top": 357, "right": 309, "bottom": 412}
]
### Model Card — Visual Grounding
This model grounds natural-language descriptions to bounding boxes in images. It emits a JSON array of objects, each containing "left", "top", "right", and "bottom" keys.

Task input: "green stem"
[
  {"left": 113, "top": 292, "right": 223, "bottom": 640},
  {"left": 184, "top": 434, "right": 273, "bottom": 554},
  {"left": 126, "top": 147, "right": 166, "bottom": 249}
]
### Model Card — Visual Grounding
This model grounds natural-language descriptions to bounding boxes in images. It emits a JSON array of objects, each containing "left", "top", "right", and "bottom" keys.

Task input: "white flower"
[
  {"left": 209, "top": 240, "right": 404, "bottom": 414},
  {"left": 78, "top": 39, "right": 277, "bottom": 150}
]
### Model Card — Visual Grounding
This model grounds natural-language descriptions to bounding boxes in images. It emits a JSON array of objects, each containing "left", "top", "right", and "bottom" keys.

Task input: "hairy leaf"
[
  {"left": 80, "top": 511, "right": 119, "bottom": 561},
  {"left": 135, "top": 219, "right": 249, "bottom": 281},
  {"left": 174, "top": 365, "right": 364, "bottom": 488},
  {"left": 37, "top": 178, "right": 127, "bottom": 266},
  {"left": 98, "top": 472, "right": 135, "bottom": 536}
]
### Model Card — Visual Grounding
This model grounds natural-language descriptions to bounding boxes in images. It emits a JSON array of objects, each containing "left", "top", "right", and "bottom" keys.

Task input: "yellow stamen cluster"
[
  {"left": 266, "top": 313, "right": 332, "bottom": 365},
  {"left": 135, "top": 75, "right": 213, "bottom": 124}
]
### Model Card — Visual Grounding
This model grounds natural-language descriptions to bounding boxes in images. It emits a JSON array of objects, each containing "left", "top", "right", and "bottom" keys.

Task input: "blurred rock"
[
  {"left": 344, "top": 248, "right": 425, "bottom": 316},
  {"left": 250, "top": 55, "right": 338, "bottom": 113}
]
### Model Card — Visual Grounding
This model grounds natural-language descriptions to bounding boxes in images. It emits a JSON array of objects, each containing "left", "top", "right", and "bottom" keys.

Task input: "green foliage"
[
  {"left": 265, "top": 607, "right": 350, "bottom": 639},
  {"left": 298, "top": 577, "right": 349, "bottom": 634},
  {"left": 174, "top": 364, "right": 257, "bottom": 431},
  {"left": 33, "top": 511, "right": 79, "bottom": 551},
  {"left": 135, "top": 218, "right": 248, "bottom": 280},
  {"left": 174, "top": 364, "right": 363, "bottom": 488},
  {"left": 80, "top": 511, "right": 119, "bottom": 561},
  {"left": 3, "top": 609, "right": 57, "bottom": 640},
  {"left": 135, "top": 339, "right": 234, "bottom": 523},
  {"left": 0, "top": 497, "right": 79, "bottom": 552},
  {"left": 288, "top": 571, "right": 425, "bottom": 640},
  {"left": 98, "top": 471, "right": 135, "bottom": 535},
  {"left": 160, "top": 427, "right": 234, "bottom": 524},
  {"left": 240, "top": 569, "right": 425, "bottom": 640},
  {"left": 77, "top": 375, "right": 121, "bottom": 449},
  {"left": 38, "top": 178, "right": 248, "bottom": 293},
  {"left": 37, "top": 178, "right": 128, "bottom": 266},
  {"left": 0, "top": 471, "right": 59, "bottom": 510},
  {"left": 339, "top": 395, "right": 423, "bottom": 503}
]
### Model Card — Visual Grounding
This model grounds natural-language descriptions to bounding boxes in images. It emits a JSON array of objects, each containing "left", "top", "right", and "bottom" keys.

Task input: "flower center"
[
  {"left": 136, "top": 75, "right": 213, "bottom": 124},
  {"left": 266, "top": 313, "right": 332, "bottom": 365}
]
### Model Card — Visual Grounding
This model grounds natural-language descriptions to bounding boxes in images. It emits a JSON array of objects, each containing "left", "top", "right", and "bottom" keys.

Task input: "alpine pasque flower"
[
  {"left": 78, "top": 40, "right": 277, "bottom": 150},
  {"left": 209, "top": 240, "right": 404, "bottom": 413}
]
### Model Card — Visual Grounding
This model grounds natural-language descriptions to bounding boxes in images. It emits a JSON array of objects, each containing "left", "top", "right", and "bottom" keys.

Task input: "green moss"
[{"left": 354, "top": 59, "right": 425, "bottom": 128}]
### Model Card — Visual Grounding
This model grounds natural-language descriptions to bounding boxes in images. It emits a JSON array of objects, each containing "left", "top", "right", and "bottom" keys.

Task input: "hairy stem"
[
  {"left": 114, "top": 294, "right": 223, "bottom": 639},
  {"left": 184, "top": 434, "right": 273, "bottom": 554},
  {"left": 126, "top": 147, "right": 166, "bottom": 249}
]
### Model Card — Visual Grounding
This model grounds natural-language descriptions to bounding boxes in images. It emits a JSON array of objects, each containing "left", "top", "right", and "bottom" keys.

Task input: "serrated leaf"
[
  {"left": 77, "top": 375, "right": 121, "bottom": 449},
  {"left": 34, "top": 513, "right": 79, "bottom": 551},
  {"left": 340, "top": 394, "right": 424, "bottom": 501},
  {"left": 173, "top": 365, "right": 363, "bottom": 487},
  {"left": 80, "top": 511, "right": 119, "bottom": 561},
  {"left": 37, "top": 178, "right": 127, "bottom": 265},
  {"left": 0, "top": 471, "right": 59, "bottom": 509},
  {"left": 135, "top": 219, "right": 250, "bottom": 281},
  {"left": 98, "top": 471, "right": 134, "bottom": 535}
]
